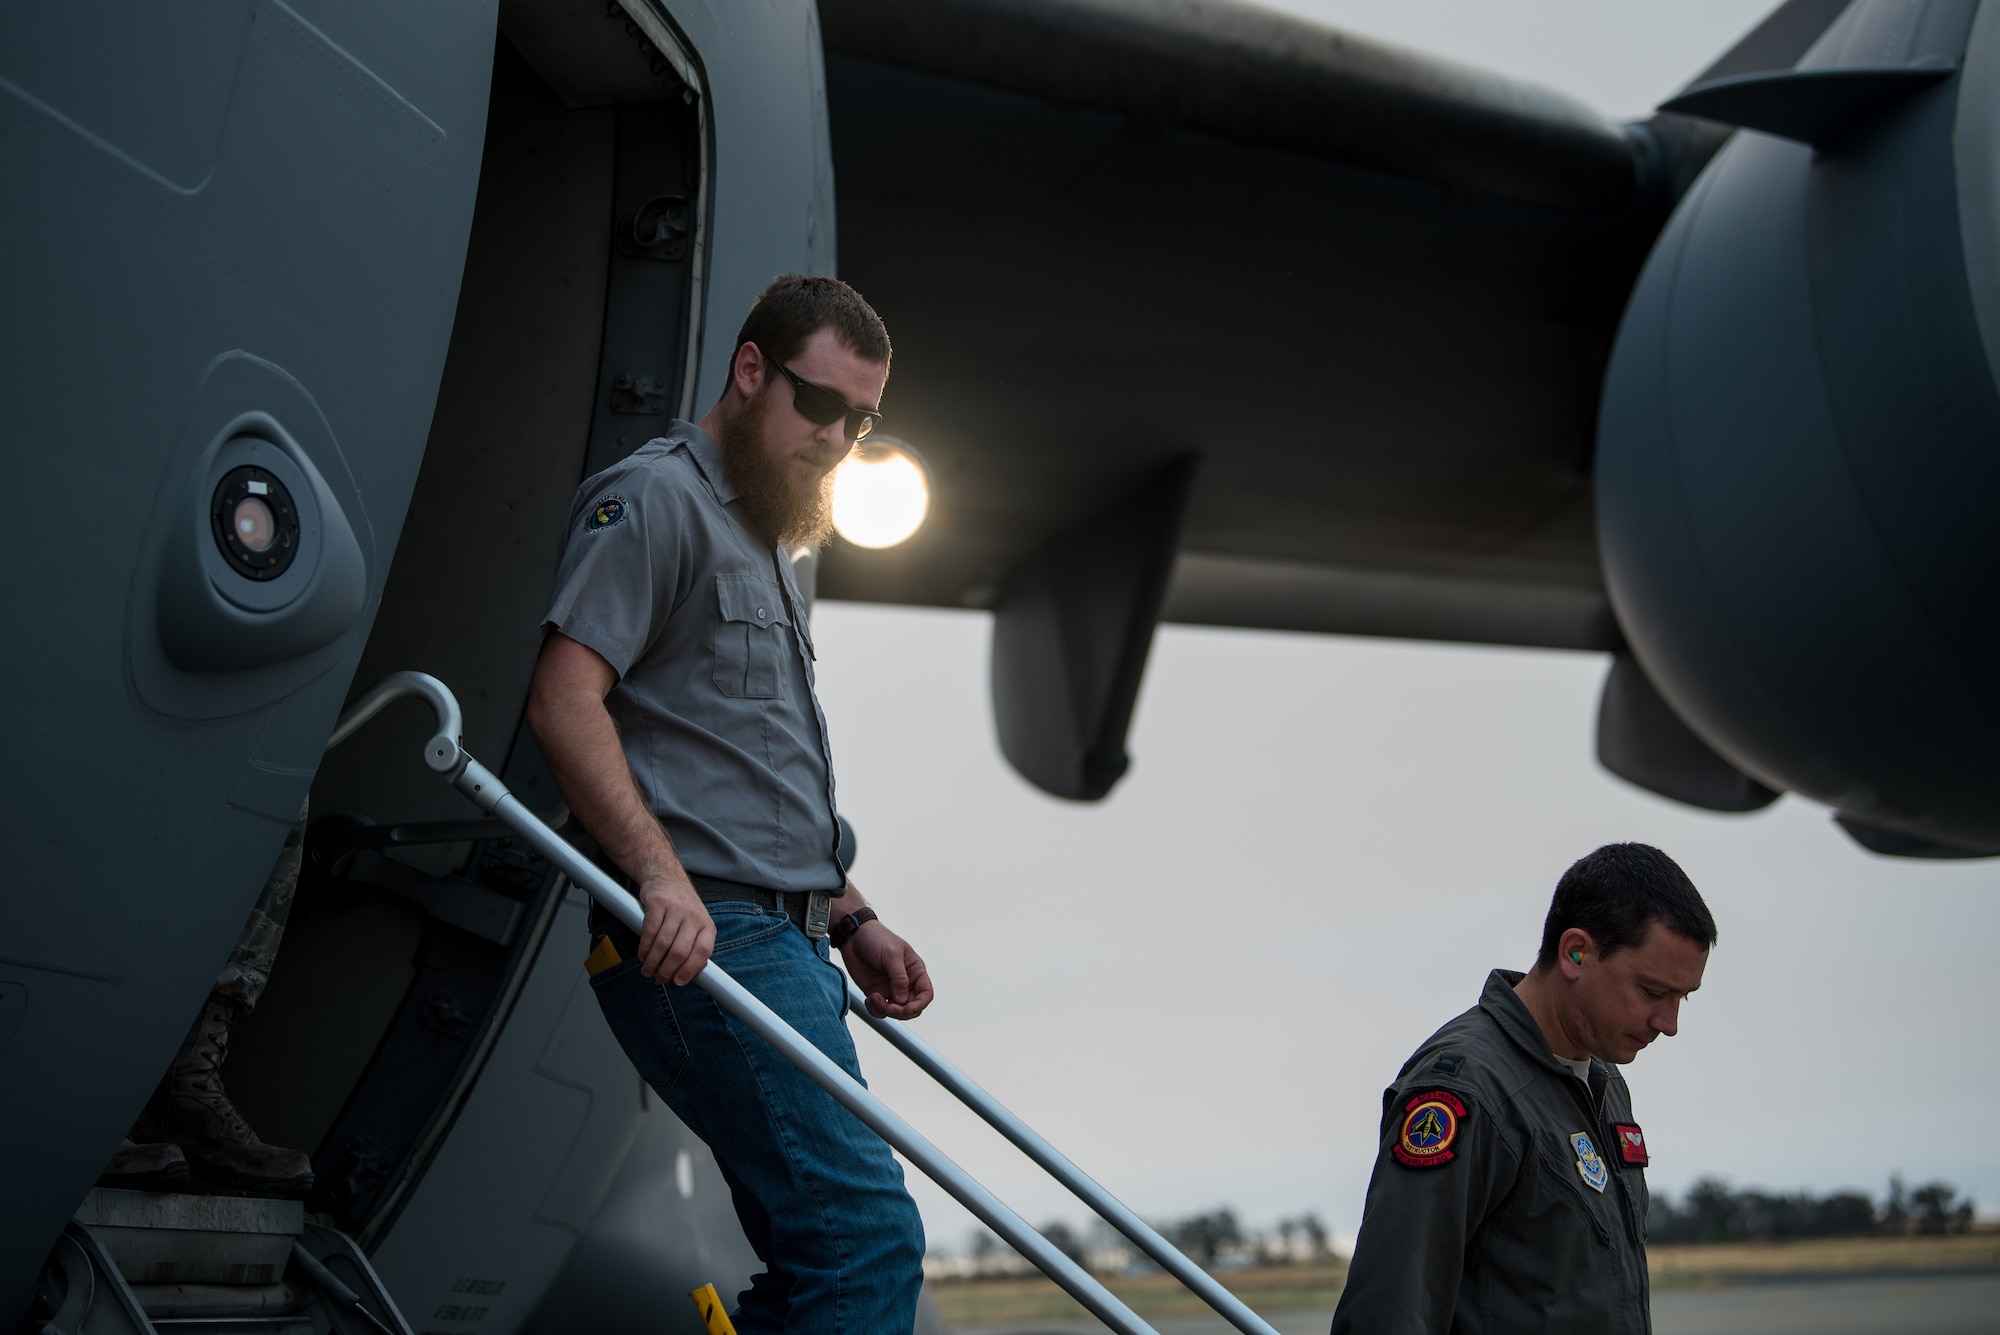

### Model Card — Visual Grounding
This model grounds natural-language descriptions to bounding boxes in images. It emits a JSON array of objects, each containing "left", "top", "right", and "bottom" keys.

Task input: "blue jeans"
[{"left": 588, "top": 902, "right": 925, "bottom": 1333}]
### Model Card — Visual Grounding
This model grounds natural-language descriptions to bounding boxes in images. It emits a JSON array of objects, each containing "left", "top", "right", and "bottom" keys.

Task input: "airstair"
[
  {"left": 36, "top": 1190, "right": 412, "bottom": 1335},
  {"left": 38, "top": 672, "right": 1283, "bottom": 1335}
]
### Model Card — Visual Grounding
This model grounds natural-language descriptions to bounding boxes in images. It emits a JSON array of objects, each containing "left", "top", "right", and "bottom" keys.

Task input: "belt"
[
  {"left": 585, "top": 858, "right": 833, "bottom": 940},
  {"left": 689, "top": 874, "right": 835, "bottom": 939}
]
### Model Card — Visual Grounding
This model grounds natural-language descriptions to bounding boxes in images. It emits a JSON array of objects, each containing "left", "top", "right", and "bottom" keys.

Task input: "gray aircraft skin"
[{"left": 1, "top": 0, "right": 1993, "bottom": 1331}]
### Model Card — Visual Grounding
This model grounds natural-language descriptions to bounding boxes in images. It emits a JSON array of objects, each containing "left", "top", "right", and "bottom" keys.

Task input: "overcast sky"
[
  {"left": 813, "top": 0, "right": 2000, "bottom": 1254},
  {"left": 1262, "top": 0, "right": 1783, "bottom": 119}
]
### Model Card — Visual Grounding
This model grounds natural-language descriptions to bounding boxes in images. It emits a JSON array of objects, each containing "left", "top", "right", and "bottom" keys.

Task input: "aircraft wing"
[
  {"left": 817, "top": 0, "right": 1851, "bottom": 650},
  {"left": 824, "top": 0, "right": 1679, "bottom": 649},
  {"left": 815, "top": 0, "right": 1851, "bottom": 797}
]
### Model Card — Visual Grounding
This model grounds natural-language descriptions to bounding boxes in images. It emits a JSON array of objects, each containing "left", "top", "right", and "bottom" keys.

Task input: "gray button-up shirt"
[{"left": 543, "top": 422, "right": 844, "bottom": 892}]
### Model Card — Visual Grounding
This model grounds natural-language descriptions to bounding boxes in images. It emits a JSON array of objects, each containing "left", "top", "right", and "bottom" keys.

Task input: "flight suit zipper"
[{"left": 1554, "top": 1073, "right": 1629, "bottom": 1252}]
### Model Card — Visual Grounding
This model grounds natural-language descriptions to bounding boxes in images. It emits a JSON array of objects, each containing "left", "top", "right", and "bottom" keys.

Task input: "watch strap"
[{"left": 830, "top": 906, "right": 879, "bottom": 949}]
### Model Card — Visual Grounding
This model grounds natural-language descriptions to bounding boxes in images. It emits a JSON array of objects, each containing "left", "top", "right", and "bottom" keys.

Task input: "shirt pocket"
[
  {"left": 712, "top": 572, "right": 790, "bottom": 698},
  {"left": 1538, "top": 1141, "right": 1614, "bottom": 1250}
]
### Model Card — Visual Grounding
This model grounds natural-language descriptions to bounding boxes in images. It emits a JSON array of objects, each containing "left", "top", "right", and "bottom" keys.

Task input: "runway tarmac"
[
  {"left": 955, "top": 1268, "right": 2000, "bottom": 1335},
  {"left": 1651, "top": 1271, "right": 2000, "bottom": 1335}
]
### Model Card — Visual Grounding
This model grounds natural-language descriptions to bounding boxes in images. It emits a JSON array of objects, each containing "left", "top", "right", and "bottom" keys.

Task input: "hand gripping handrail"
[
  {"left": 327, "top": 673, "right": 1160, "bottom": 1335},
  {"left": 846, "top": 986, "right": 1281, "bottom": 1335}
]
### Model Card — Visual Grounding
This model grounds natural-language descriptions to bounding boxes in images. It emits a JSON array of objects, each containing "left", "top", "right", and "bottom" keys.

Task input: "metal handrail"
[
  {"left": 327, "top": 673, "right": 1159, "bottom": 1335},
  {"left": 846, "top": 986, "right": 1281, "bottom": 1335}
]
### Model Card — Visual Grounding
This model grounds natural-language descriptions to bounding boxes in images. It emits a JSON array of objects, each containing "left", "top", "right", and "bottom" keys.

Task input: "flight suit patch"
[
  {"left": 1571, "top": 1131, "right": 1609, "bottom": 1192},
  {"left": 1394, "top": 1091, "right": 1466, "bottom": 1168},
  {"left": 1430, "top": 1053, "right": 1465, "bottom": 1077},
  {"left": 1613, "top": 1123, "right": 1649, "bottom": 1166}
]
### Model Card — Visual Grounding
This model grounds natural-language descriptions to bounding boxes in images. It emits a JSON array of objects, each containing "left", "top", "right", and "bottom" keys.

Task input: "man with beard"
[{"left": 527, "top": 275, "right": 930, "bottom": 1333}]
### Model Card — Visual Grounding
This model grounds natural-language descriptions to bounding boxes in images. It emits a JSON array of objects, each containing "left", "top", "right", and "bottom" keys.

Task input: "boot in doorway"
[
  {"left": 142, "top": 993, "right": 314, "bottom": 1196},
  {"left": 97, "top": 1136, "right": 190, "bottom": 1191}
]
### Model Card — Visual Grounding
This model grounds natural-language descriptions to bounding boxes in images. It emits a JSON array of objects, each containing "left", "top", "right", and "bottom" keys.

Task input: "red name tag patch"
[{"left": 1614, "top": 1123, "right": 1649, "bottom": 1166}]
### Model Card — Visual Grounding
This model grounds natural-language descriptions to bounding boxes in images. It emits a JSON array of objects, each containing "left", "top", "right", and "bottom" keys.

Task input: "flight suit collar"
[
  {"left": 673, "top": 420, "right": 739, "bottom": 506},
  {"left": 1477, "top": 967, "right": 1604, "bottom": 1084}
]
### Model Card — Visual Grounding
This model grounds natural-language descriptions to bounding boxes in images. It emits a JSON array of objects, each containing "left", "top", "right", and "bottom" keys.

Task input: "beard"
[{"left": 719, "top": 386, "right": 837, "bottom": 549}]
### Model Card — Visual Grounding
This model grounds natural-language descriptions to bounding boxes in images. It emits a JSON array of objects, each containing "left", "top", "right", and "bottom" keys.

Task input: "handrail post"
[{"left": 327, "top": 673, "right": 1161, "bottom": 1335}]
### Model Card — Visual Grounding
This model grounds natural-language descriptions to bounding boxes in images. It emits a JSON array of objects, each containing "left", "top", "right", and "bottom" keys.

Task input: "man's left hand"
[{"left": 840, "top": 922, "right": 934, "bottom": 1020}]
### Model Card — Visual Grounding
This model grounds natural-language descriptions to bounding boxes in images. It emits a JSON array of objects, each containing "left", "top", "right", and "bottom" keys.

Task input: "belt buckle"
[{"left": 803, "top": 890, "right": 832, "bottom": 940}]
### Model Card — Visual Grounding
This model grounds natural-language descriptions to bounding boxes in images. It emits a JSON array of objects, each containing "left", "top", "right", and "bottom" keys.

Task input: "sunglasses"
[{"left": 758, "top": 345, "right": 882, "bottom": 441}]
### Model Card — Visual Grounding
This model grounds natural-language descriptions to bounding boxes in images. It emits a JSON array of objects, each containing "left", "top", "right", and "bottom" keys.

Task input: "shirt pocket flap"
[{"left": 715, "top": 573, "right": 789, "bottom": 628}]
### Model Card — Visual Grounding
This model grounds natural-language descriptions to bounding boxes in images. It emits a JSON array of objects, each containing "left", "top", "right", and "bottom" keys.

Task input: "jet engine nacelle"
[{"left": 1597, "top": 0, "right": 2000, "bottom": 856}]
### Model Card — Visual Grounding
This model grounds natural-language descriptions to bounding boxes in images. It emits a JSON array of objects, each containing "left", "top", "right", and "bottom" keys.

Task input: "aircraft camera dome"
[
  {"left": 153, "top": 411, "right": 368, "bottom": 674},
  {"left": 210, "top": 465, "right": 301, "bottom": 581}
]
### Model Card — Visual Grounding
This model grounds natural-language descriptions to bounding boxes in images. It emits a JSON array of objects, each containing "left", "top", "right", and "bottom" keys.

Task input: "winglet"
[{"left": 1659, "top": 62, "right": 1954, "bottom": 148}]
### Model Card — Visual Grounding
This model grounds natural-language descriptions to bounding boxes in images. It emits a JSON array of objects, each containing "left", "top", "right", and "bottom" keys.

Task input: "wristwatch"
[{"left": 830, "top": 906, "right": 879, "bottom": 949}]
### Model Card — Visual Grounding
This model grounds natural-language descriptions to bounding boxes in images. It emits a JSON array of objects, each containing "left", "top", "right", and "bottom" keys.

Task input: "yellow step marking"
[
  {"left": 688, "top": 1283, "right": 738, "bottom": 1335},
  {"left": 584, "top": 933, "right": 622, "bottom": 977}
]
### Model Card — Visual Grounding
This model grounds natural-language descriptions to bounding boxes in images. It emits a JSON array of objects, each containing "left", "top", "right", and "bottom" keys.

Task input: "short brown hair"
[
  {"left": 1535, "top": 843, "right": 1717, "bottom": 969},
  {"left": 733, "top": 274, "right": 891, "bottom": 371}
]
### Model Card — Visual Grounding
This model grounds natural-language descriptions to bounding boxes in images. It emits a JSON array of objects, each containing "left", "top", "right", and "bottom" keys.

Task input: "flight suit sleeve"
[
  {"left": 1331, "top": 1082, "right": 1520, "bottom": 1335},
  {"left": 543, "top": 461, "right": 692, "bottom": 677}
]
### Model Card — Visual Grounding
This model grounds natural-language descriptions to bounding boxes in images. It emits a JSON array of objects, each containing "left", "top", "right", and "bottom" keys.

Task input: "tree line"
[
  {"left": 956, "top": 1207, "right": 1335, "bottom": 1278},
  {"left": 947, "top": 1175, "right": 1981, "bottom": 1279},
  {"left": 1648, "top": 1175, "right": 1978, "bottom": 1243}
]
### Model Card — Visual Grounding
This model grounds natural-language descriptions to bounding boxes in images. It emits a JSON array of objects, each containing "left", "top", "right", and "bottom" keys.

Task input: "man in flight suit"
[
  {"left": 1331, "top": 842, "right": 1716, "bottom": 1334},
  {"left": 527, "top": 276, "right": 929, "bottom": 1333}
]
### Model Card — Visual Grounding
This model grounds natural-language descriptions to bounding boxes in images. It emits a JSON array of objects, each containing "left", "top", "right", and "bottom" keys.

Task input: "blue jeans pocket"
[
  {"left": 709, "top": 904, "right": 797, "bottom": 956},
  {"left": 589, "top": 956, "right": 691, "bottom": 1091}
]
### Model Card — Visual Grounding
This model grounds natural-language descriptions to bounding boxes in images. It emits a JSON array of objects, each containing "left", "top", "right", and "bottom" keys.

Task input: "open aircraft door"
[{"left": 0, "top": 3, "right": 496, "bottom": 1318}]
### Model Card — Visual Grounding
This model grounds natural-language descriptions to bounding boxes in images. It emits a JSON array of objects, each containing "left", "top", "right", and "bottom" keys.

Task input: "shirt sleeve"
[
  {"left": 542, "top": 459, "right": 690, "bottom": 678},
  {"left": 1331, "top": 1081, "right": 1519, "bottom": 1335}
]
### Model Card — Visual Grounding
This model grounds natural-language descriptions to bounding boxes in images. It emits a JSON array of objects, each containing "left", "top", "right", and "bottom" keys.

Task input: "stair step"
[
  {"left": 77, "top": 1189, "right": 304, "bottom": 1285},
  {"left": 128, "top": 1280, "right": 304, "bottom": 1319}
]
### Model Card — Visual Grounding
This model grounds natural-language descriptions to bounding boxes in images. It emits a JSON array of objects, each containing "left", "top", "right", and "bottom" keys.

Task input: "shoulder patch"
[
  {"left": 584, "top": 494, "right": 628, "bottom": 533},
  {"left": 1394, "top": 1090, "right": 1467, "bottom": 1169},
  {"left": 1430, "top": 1052, "right": 1466, "bottom": 1077}
]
